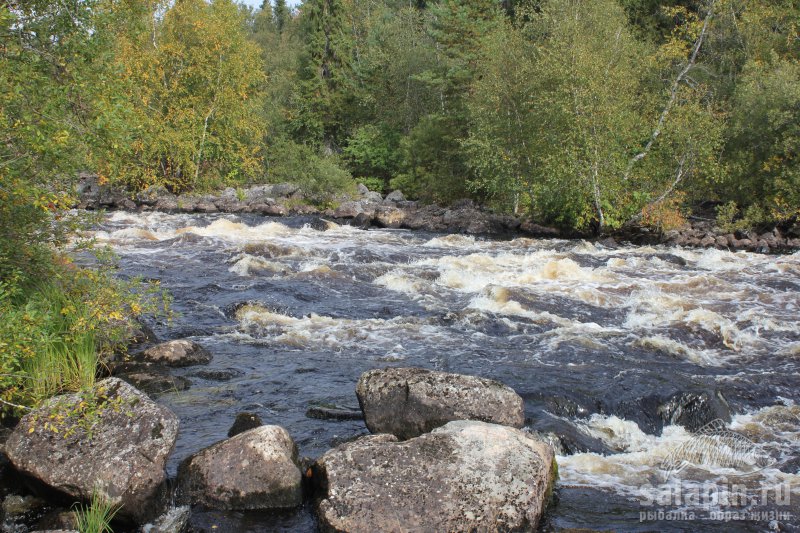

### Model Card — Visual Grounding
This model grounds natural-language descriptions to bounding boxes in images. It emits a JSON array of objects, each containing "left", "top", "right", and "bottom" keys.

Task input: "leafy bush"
[
  {"left": 267, "top": 139, "right": 355, "bottom": 200},
  {"left": 0, "top": 263, "right": 170, "bottom": 414}
]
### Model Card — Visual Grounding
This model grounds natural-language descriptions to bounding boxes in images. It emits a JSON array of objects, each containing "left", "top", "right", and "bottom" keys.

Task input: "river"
[{"left": 90, "top": 211, "right": 800, "bottom": 532}]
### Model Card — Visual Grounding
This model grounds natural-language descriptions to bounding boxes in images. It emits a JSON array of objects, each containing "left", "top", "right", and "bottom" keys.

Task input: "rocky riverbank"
[
  {"left": 0, "top": 338, "right": 559, "bottom": 532},
  {"left": 75, "top": 175, "right": 800, "bottom": 253}
]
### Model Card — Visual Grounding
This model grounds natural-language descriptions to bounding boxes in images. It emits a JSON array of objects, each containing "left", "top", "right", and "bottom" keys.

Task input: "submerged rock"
[
  {"left": 141, "top": 340, "right": 212, "bottom": 368},
  {"left": 313, "top": 420, "right": 556, "bottom": 532},
  {"left": 177, "top": 426, "right": 302, "bottom": 511},
  {"left": 5, "top": 378, "right": 179, "bottom": 521},
  {"left": 356, "top": 367, "right": 524, "bottom": 440},
  {"left": 116, "top": 365, "right": 191, "bottom": 396},
  {"left": 658, "top": 390, "right": 732, "bottom": 432}
]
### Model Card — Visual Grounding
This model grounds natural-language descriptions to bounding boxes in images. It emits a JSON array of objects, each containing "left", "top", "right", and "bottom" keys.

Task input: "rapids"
[{"left": 88, "top": 211, "right": 800, "bottom": 532}]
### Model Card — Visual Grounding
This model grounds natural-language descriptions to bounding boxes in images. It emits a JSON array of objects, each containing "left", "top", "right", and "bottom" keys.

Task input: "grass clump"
[{"left": 73, "top": 490, "right": 119, "bottom": 533}]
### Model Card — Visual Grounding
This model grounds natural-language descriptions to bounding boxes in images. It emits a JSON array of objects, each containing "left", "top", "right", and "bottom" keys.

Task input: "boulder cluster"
[{"left": 0, "top": 342, "right": 557, "bottom": 533}]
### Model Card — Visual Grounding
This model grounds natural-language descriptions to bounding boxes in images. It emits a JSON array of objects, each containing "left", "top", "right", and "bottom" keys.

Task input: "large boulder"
[
  {"left": 357, "top": 367, "right": 524, "bottom": 440},
  {"left": 5, "top": 378, "right": 179, "bottom": 521},
  {"left": 141, "top": 340, "right": 212, "bottom": 368},
  {"left": 176, "top": 426, "right": 302, "bottom": 511},
  {"left": 313, "top": 420, "right": 556, "bottom": 532}
]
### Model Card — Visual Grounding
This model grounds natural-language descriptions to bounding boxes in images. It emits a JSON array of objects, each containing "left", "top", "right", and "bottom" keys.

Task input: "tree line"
[{"left": 2, "top": 0, "right": 799, "bottom": 249}]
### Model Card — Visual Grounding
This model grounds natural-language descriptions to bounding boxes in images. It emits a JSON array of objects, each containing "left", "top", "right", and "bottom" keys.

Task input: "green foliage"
[
  {"left": 102, "top": 0, "right": 267, "bottom": 193},
  {"left": 267, "top": 140, "right": 355, "bottom": 200},
  {"left": 725, "top": 57, "right": 800, "bottom": 222},
  {"left": 73, "top": 490, "right": 119, "bottom": 533},
  {"left": 0, "top": 264, "right": 170, "bottom": 414},
  {"left": 343, "top": 124, "right": 401, "bottom": 188}
]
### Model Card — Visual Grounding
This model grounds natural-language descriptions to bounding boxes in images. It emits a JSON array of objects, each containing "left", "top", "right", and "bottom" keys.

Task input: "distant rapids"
[{"left": 86, "top": 211, "right": 800, "bottom": 532}]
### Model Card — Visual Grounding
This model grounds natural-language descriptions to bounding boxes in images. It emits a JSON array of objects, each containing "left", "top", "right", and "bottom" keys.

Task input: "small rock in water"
[
  {"left": 313, "top": 421, "right": 556, "bottom": 532},
  {"left": 177, "top": 426, "right": 302, "bottom": 511},
  {"left": 658, "top": 390, "right": 731, "bottom": 432},
  {"left": 356, "top": 367, "right": 524, "bottom": 439},
  {"left": 2, "top": 494, "right": 46, "bottom": 516},
  {"left": 227, "top": 412, "right": 263, "bottom": 437},
  {"left": 114, "top": 363, "right": 191, "bottom": 396},
  {"left": 141, "top": 340, "right": 212, "bottom": 367},
  {"left": 306, "top": 405, "right": 363, "bottom": 421}
]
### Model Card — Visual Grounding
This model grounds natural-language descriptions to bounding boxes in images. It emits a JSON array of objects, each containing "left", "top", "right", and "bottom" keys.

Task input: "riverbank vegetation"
[{"left": 0, "top": 0, "right": 797, "bottom": 410}]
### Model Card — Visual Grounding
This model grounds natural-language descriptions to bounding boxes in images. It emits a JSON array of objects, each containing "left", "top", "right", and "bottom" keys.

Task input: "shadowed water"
[{"left": 88, "top": 211, "right": 800, "bottom": 532}]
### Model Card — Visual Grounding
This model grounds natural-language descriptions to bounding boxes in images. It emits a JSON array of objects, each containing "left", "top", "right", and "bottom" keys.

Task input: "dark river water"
[{"left": 89, "top": 211, "right": 800, "bottom": 532}]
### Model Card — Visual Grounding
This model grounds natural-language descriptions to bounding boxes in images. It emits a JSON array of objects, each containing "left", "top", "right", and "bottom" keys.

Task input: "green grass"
[{"left": 73, "top": 491, "right": 119, "bottom": 533}]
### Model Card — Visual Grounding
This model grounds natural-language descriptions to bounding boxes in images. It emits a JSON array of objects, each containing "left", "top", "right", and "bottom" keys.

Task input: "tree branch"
[{"left": 623, "top": 0, "right": 716, "bottom": 182}]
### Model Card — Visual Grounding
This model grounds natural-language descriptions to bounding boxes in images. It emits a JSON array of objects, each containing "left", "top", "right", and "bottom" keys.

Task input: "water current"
[{"left": 89, "top": 211, "right": 800, "bottom": 532}]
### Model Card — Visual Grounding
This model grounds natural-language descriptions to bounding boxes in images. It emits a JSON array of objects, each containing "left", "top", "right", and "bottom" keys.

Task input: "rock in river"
[
  {"left": 141, "top": 340, "right": 212, "bottom": 367},
  {"left": 177, "top": 426, "right": 302, "bottom": 511},
  {"left": 313, "top": 420, "right": 556, "bottom": 532},
  {"left": 356, "top": 367, "right": 524, "bottom": 439},
  {"left": 5, "top": 378, "right": 179, "bottom": 521}
]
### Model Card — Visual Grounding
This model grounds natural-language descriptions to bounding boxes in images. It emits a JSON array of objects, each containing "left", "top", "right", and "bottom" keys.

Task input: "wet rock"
[
  {"left": 306, "top": 405, "right": 363, "bottom": 421},
  {"left": 372, "top": 206, "right": 406, "bottom": 228},
  {"left": 356, "top": 367, "right": 525, "bottom": 440},
  {"left": 350, "top": 212, "right": 372, "bottom": 229},
  {"left": 128, "top": 320, "right": 158, "bottom": 346},
  {"left": 177, "top": 426, "right": 302, "bottom": 511},
  {"left": 2, "top": 494, "right": 46, "bottom": 516},
  {"left": 114, "top": 363, "right": 191, "bottom": 396},
  {"left": 186, "top": 368, "right": 243, "bottom": 381},
  {"left": 313, "top": 421, "right": 556, "bottom": 532},
  {"left": 227, "top": 412, "right": 263, "bottom": 438},
  {"left": 141, "top": 505, "right": 190, "bottom": 533},
  {"left": 194, "top": 201, "right": 217, "bottom": 214},
  {"left": 520, "top": 220, "right": 561, "bottom": 237},
  {"left": 5, "top": 378, "right": 179, "bottom": 521},
  {"left": 384, "top": 190, "right": 405, "bottom": 203},
  {"left": 33, "top": 509, "right": 78, "bottom": 532},
  {"left": 658, "top": 391, "right": 731, "bottom": 432},
  {"left": 141, "top": 340, "right": 212, "bottom": 367}
]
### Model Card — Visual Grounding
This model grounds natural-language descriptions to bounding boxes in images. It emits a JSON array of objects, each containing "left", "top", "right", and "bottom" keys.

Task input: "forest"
[{"left": 0, "top": 0, "right": 798, "bottom": 409}]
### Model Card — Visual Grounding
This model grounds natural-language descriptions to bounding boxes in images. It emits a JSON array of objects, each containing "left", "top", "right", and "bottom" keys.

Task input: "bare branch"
[{"left": 623, "top": 0, "right": 717, "bottom": 182}]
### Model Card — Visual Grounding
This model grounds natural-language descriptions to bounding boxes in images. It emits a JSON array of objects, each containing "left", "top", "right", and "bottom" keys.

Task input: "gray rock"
[
  {"left": 141, "top": 340, "right": 212, "bottom": 367},
  {"left": 5, "top": 378, "right": 179, "bottom": 521},
  {"left": 141, "top": 506, "right": 191, "bottom": 533},
  {"left": 194, "top": 201, "right": 217, "bottom": 214},
  {"left": 177, "top": 426, "right": 302, "bottom": 511},
  {"left": 136, "top": 185, "right": 173, "bottom": 206},
  {"left": 333, "top": 201, "right": 366, "bottom": 219},
  {"left": 356, "top": 367, "right": 525, "bottom": 440},
  {"left": 363, "top": 191, "right": 383, "bottom": 204},
  {"left": 356, "top": 183, "right": 370, "bottom": 196},
  {"left": 384, "top": 190, "right": 405, "bottom": 203},
  {"left": 271, "top": 183, "right": 299, "bottom": 198},
  {"left": 314, "top": 420, "right": 556, "bottom": 532}
]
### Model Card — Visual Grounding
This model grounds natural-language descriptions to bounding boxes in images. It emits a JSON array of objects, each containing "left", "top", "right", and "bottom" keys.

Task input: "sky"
[{"left": 240, "top": 0, "right": 302, "bottom": 9}]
